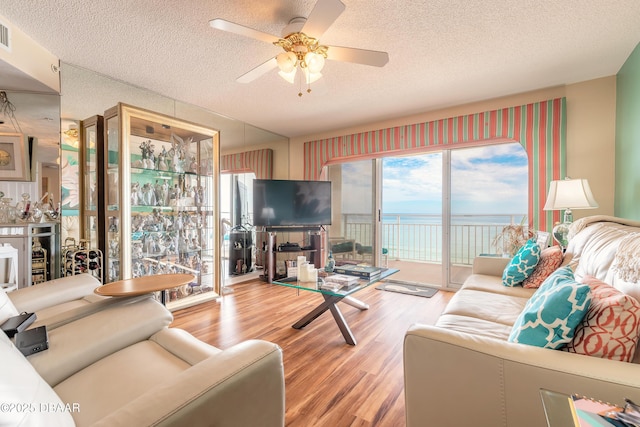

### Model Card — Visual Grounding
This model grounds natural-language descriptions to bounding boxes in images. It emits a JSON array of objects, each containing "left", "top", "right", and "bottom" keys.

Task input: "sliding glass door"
[
  {"left": 449, "top": 143, "right": 528, "bottom": 286},
  {"left": 381, "top": 153, "right": 443, "bottom": 286},
  {"left": 327, "top": 141, "right": 528, "bottom": 289}
]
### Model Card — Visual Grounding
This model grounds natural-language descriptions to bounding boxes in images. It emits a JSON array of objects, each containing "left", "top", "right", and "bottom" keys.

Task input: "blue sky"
[{"left": 341, "top": 142, "right": 528, "bottom": 216}]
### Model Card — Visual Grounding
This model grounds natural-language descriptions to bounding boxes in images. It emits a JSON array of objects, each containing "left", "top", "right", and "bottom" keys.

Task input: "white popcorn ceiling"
[{"left": 2, "top": 0, "right": 640, "bottom": 146}]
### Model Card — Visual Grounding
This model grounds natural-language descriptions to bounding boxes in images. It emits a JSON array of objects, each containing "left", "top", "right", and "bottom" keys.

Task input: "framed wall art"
[{"left": 0, "top": 133, "right": 30, "bottom": 181}]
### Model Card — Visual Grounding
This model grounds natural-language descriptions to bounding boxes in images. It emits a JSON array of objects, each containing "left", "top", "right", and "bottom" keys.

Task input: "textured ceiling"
[{"left": 2, "top": 0, "right": 640, "bottom": 141}]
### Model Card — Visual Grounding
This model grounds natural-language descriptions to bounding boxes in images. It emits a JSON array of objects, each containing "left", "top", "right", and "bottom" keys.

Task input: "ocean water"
[{"left": 342, "top": 214, "right": 527, "bottom": 264}]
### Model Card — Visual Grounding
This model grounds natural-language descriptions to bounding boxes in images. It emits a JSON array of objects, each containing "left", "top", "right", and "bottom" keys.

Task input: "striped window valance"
[
  {"left": 221, "top": 149, "right": 273, "bottom": 179},
  {"left": 304, "top": 98, "right": 566, "bottom": 233}
]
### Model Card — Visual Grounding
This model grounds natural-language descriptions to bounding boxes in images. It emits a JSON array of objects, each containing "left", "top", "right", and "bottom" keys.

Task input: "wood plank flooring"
[{"left": 171, "top": 279, "right": 453, "bottom": 427}]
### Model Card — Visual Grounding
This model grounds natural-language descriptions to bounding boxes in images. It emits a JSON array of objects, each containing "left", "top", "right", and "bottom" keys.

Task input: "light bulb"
[
  {"left": 276, "top": 52, "right": 297, "bottom": 73},
  {"left": 304, "top": 52, "right": 325, "bottom": 74}
]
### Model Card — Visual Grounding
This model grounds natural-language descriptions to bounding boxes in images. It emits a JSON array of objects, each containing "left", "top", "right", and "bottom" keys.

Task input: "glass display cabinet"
[
  {"left": 79, "top": 116, "right": 104, "bottom": 265},
  {"left": 103, "top": 103, "right": 220, "bottom": 310}
]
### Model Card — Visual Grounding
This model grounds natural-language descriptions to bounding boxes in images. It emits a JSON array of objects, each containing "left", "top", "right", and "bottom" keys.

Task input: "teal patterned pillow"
[
  {"left": 502, "top": 238, "right": 542, "bottom": 287},
  {"left": 508, "top": 266, "right": 591, "bottom": 348}
]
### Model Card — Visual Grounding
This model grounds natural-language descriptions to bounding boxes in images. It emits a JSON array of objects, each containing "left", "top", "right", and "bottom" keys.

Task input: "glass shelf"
[{"left": 98, "top": 103, "right": 220, "bottom": 309}]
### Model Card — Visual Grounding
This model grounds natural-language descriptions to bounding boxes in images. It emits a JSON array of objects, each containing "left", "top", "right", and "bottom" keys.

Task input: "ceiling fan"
[{"left": 209, "top": 0, "right": 389, "bottom": 96}]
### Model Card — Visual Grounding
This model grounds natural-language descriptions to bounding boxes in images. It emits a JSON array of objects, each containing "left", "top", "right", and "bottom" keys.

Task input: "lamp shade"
[
  {"left": 303, "top": 68, "right": 322, "bottom": 84},
  {"left": 304, "top": 52, "right": 325, "bottom": 73},
  {"left": 278, "top": 68, "right": 297, "bottom": 84},
  {"left": 261, "top": 207, "right": 275, "bottom": 219},
  {"left": 276, "top": 52, "right": 297, "bottom": 73},
  {"left": 543, "top": 178, "right": 599, "bottom": 211}
]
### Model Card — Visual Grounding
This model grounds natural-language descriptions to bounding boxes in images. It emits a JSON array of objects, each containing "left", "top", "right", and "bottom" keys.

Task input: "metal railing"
[{"left": 339, "top": 213, "right": 527, "bottom": 265}]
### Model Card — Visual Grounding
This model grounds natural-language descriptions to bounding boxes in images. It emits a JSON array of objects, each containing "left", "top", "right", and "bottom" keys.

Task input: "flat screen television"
[{"left": 252, "top": 179, "right": 332, "bottom": 227}]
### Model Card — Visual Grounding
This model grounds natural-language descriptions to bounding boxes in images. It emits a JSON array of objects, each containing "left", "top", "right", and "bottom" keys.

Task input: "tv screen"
[{"left": 253, "top": 179, "right": 332, "bottom": 227}]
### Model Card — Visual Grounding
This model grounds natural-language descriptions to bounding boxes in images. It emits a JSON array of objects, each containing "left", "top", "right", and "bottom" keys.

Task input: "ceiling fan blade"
[
  {"left": 326, "top": 46, "right": 389, "bottom": 67},
  {"left": 209, "top": 18, "right": 280, "bottom": 44},
  {"left": 302, "top": 0, "right": 346, "bottom": 38},
  {"left": 237, "top": 57, "right": 278, "bottom": 83}
]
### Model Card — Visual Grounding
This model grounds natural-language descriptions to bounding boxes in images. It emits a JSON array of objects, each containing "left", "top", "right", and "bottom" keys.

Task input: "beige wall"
[
  {"left": 0, "top": 13, "right": 60, "bottom": 92},
  {"left": 221, "top": 139, "right": 290, "bottom": 180},
  {"left": 286, "top": 77, "right": 616, "bottom": 220},
  {"left": 565, "top": 77, "right": 616, "bottom": 219}
]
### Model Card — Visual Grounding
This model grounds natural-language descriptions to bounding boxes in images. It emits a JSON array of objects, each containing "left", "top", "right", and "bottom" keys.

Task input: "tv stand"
[
  {"left": 261, "top": 230, "right": 325, "bottom": 283},
  {"left": 264, "top": 226, "right": 322, "bottom": 233}
]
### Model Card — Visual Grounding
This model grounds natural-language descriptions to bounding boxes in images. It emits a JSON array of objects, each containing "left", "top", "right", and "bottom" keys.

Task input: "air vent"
[{"left": 0, "top": 21, "right": 11, "bottom": 52}]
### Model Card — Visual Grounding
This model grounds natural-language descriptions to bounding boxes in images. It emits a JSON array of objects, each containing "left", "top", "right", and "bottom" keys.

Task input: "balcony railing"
[{"left": 340, "top": 213, "right": 527, "bottom": 265}]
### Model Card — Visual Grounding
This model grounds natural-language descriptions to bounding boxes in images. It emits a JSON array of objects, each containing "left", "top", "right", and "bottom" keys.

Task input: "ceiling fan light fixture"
[
  {"left": 278, "top": 68, "right": 297, "bottom": 84},
  {"left": 276, "top": 51, "right": 298, "bottom": 73},
  {"left": 304, "top": 52, "right": 325, "bottom": 73},
  {"left": 210, "top": 0, "right": 389, "bottom": 93},
  {"left": 304, "top": 68, "right": 322, "bottom": 84}
]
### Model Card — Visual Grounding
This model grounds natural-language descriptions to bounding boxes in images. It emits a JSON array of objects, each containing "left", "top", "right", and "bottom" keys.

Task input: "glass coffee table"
[{"left": 272, "top": 268, "right": 398, "bottom": 345}]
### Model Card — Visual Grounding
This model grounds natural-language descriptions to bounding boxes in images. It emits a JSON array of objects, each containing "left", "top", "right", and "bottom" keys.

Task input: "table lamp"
[
  {"left": 543, "top": 178, "right": 598, "bottom": 250},
  {"left": 261, "top": 207, "right": 275, "bottom": 225}
]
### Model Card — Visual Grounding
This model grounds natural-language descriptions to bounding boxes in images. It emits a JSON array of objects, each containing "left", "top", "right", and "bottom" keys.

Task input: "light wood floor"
[{"left": 171, "top": 279, "right": 453, "bottom": 427}]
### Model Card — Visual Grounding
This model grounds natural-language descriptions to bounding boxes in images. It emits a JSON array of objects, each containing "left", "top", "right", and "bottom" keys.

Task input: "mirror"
[
  {"left": 58, "top": 63, "right": 288, "bottom": 246},
  {"left": 0, "top": 58, "right": 289, "bottom": 286},
  {"left": 0, "top": 59, "right": 61, "bottom": 213},
  {"left": 60, "top": 63, "right": 287, "bottom": 148}
]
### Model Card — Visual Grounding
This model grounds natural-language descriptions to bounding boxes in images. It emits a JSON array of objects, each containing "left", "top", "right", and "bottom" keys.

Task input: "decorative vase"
[
  {"left": 325, "top": 250, "right": 336, "bottom": 272},
  {"left": 16, "top": 193, "right": 31, "bottom": 222},
  {"left": 0, "top": 198, "right": 13, "bottom": 223}
]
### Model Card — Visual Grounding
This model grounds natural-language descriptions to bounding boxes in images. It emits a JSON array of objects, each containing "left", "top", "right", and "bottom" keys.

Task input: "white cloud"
[{"left": 338, "top": 142, "right": 528, "bottom": 215}]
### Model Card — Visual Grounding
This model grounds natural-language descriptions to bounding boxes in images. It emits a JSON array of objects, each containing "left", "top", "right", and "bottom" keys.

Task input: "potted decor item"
[
  {"left": 325, "top": 250, "right": 336, "bottom": 272},
  {"left": 492, "top": 220, "right": 535, "bottom": 257}
]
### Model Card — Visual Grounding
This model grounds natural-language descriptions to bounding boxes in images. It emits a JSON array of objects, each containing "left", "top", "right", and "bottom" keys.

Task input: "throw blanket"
[
  {"left": 568, "top": 215, "right": 640, "bottom": 283},
  {"left": 568, "top": 215, "right": 640, "bottom": 239},
  {"left": 615, "top": 233, "right": 640, "bottom": 282}
]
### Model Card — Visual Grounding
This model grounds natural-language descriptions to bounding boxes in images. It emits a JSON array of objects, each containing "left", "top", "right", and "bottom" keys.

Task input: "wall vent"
[{"left": 0, "top": 21, "right": 11, "bottom": 52}]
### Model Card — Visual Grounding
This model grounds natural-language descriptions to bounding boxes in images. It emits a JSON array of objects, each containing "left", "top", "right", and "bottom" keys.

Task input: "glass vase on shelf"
[
  {"left": 0, "top": 198, "right": 13, "bottom": 223},
  {"left": 16, "top": 193, "right": 32, "bottom": 222},
  {"left": 44, "top": 200, "right": 61, "bottom": 221},
  {"left": 30, "top": 201, "right": 44, "bottom": 223}
]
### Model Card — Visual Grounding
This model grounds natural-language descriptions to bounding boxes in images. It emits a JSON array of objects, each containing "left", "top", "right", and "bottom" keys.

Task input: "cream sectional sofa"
[
  {"left": 3, "top": 273, "right": 133, "bottom": 328},
  {"left": 2, "top": 291, "right": 285, "bottom": 426},
  {"left": 404, "top": 216, "right": 640, "bottom": 427}
]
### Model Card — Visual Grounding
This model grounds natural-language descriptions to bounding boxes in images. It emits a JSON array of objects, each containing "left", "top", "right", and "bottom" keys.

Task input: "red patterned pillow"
[
  {"left": 563, "top": 276, "right": 640, "bottom": 362},
  {"left": 522, "top": 246, "right": 563, "bottom": 288}
]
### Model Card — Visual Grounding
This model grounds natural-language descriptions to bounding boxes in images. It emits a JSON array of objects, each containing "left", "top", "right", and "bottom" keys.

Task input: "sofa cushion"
[
  {"left": 443, "top": 289, "right": 530, "bottom": 326},
  {"left": 0, "top": 330, "right": 74, "bottom": 426},
  {"left": 54, "top": 338, "right": 191, "bottom": 426},
  {"left": 53, "top": 328, "right": 219, "bottom": 426},
  {"left": 508, "top": 266, "right": 591, "bottom": 348},
  {"left": 522, "top": 246, "right": 564, "bottom": 288},
  {"left": 563, "top": 276, "right": 640, "bottom": 362},
  {"left": 0, "top": 289, "right": 19, "bottom": 323},
  {"left": 462, "top": 273, "right": 537, "bottom": 299},
  {"left": 435, "top": 314, "right": 513, "bottom": 341},
  {"left": 502, "top": 238, "right": 541, "bottom": 287}
]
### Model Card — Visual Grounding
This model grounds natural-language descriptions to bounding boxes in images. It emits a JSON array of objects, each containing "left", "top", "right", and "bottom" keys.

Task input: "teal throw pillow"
[
  {"left": 502, "top": 238, "right": 541, "bottom": 287},
  {"left": 508, "top": 266, "right": 591, "bottom": 349}
]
